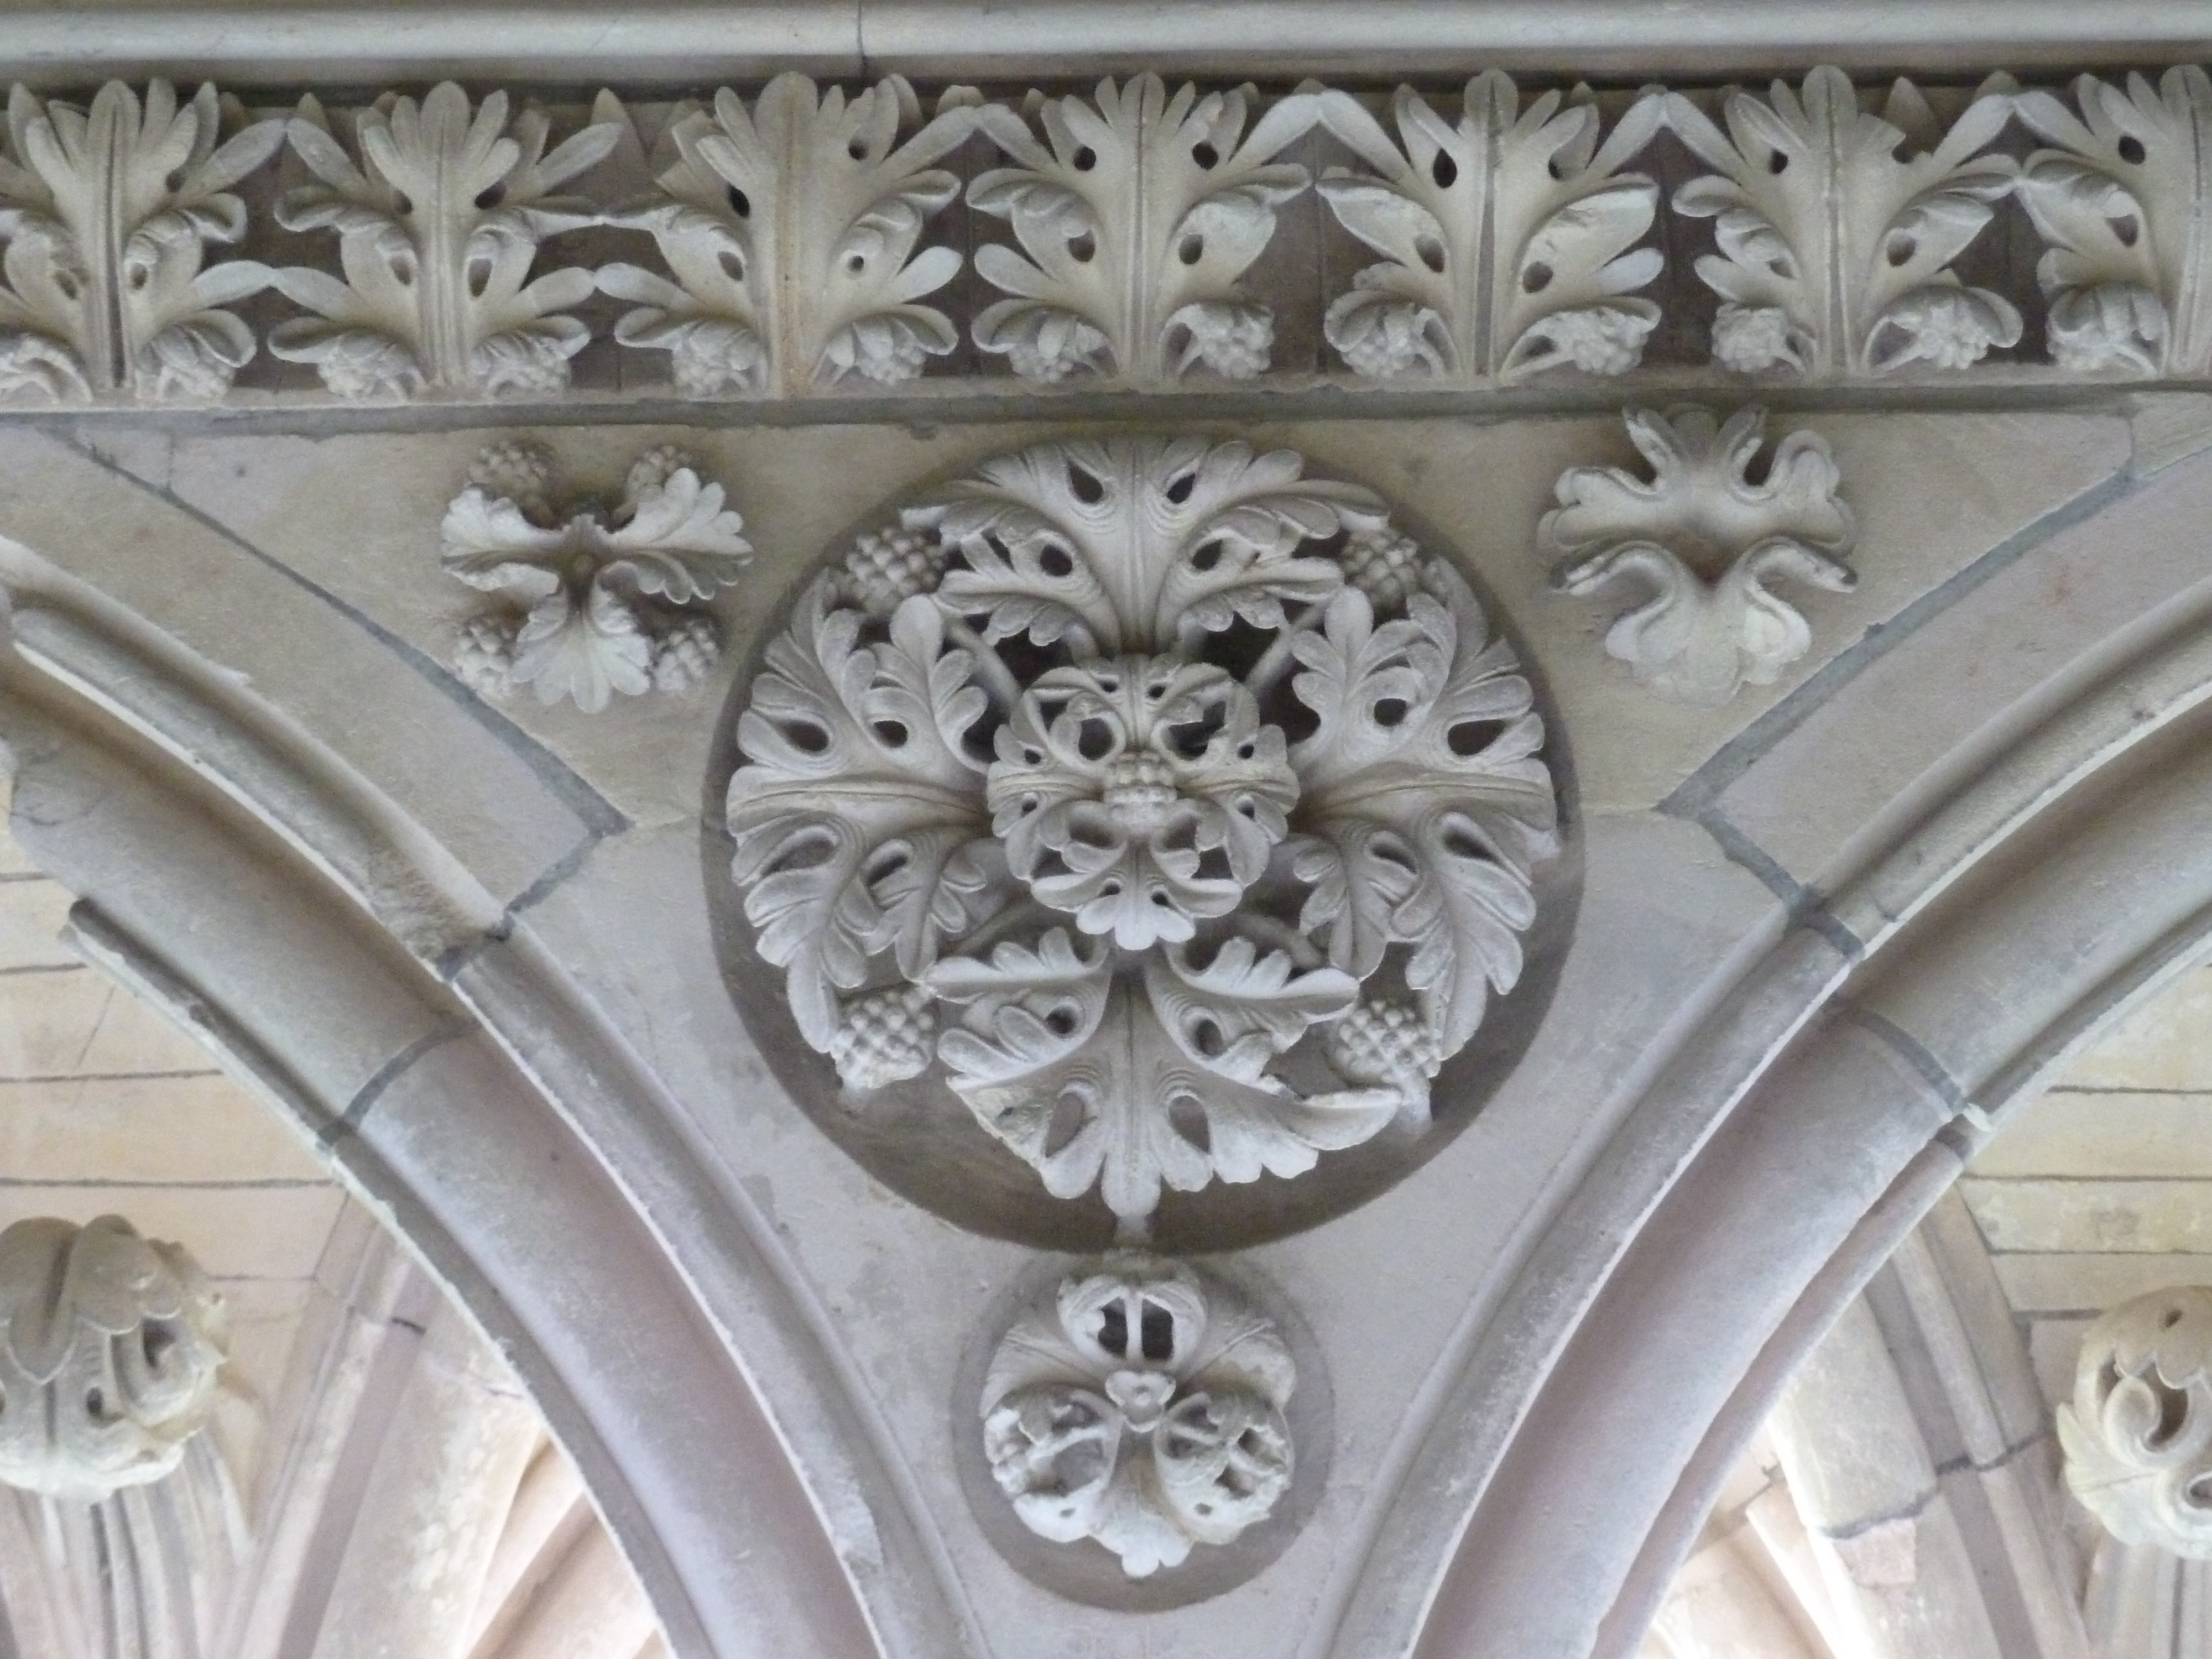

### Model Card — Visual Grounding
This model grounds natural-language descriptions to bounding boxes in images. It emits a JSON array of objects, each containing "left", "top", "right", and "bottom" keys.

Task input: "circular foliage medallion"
[{"left": 713, "top": 435, "right": 1573, "bottom": 1248}]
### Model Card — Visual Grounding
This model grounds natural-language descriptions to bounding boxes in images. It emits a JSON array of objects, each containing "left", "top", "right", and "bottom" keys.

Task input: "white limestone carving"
[
  {"left": 1312, "top": 75, "right": 1665, "bottom": 381},
  {"left": 980, "top": 1255, "right": 1293, "bottom": 1577},
  {"left": 443, "top": 441, "right": 752, "bottom": 711},
  {"left": 2015, "top": 68, "right": 2212, "bottom": 374},
  {"left": 269, "top": 84, "right": 619, "bottom": 397},
  {"left": 969, "top": 77, "right": 1317, "bottom": 382},
  {"left": 2060, "top": 1286, "right": 2212, "bottom": 1558},
  {"left": 1541, "top": 405, "right": 1856, "bottom": 703},
  {"left": 0, "top": 1216, "right": 227, "bottom": 1501},
  {"left": 0, "top": 80, "right": 281, "bottom": 400},
  {"left": 599, "top": 76, "right": 977, "bottom": 394},
  {"left": 1666, "top": 69, "right": 2022, "bottom": 375},
  {"left": 727, "top": 436, "right": 1559, "bottom": 1229}
]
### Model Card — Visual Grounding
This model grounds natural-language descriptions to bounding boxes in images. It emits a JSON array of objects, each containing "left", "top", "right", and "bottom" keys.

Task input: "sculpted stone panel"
[
  {"left": 5, "top": 67, "right": 2212, "bottom": 405},
  {"left": 0, "top": 1215, "right": 227, "bottom": 1502},
  {"left": 718, "top": 434, "right": 1568, "bottom": 1244}
]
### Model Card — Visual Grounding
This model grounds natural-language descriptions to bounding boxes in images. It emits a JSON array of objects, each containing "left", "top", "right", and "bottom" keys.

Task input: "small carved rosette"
[
  {"left": 0, "top": 1216, "right": 228, "bottom": 1501},
  {"left": 443, "top": 441, "right": 753, "bottom": 711},
  {"left": 1542, "top": 405, "right": 1856, "bottom": 703},
  {"left": 726, "top": 436, "right": 1560, "bottom": 1232},
  {"left": 2060, "top": 1286, "right": 2212, "bottom": 1557},
  {"left": 982, "top": 1255, "right": 1293, "bottom": 1576}
]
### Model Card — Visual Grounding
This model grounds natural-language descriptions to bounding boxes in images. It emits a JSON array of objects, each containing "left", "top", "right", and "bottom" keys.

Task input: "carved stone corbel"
[
  {"left": 2059, "top": 1285, "right": 2212, "bottom": 1557},
  {"left": 0, "top": 1215, "right": 228, "bottom": 1501}
]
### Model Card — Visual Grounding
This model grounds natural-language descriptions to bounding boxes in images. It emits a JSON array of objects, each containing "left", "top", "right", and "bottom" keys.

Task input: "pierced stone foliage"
[
  {"left": 0, "top": 1216, "right": 228, "bottom": 1502},
  {"left": 969, "top": 77, "right": 1318, "bottom": 383},
  {"left": 444, "top": 442, "right": 752, "bottom": 711},
  {"left": 0, "top": 80, "right": 281, "bottom": 400},
  {"left": 2016, "top": 67, "right": 2212, "bottom": 375},
  {"left": 1667, "top": 70, "right": 2022, "bottom": 375},
  {"left": 599, "top": 75, "right": 977, "bottom": 395},
  {"left": 269, "top": 84, "right": 620, "bottom": 397},
  {"left": 1312, "top": 75, "right": 1665, "bottom": 381},
  {"left": 1542, "top": 405, "right": 1856, "bottom": 703},
  {"left": 727, "top": 436, "right": 1559, "bottom": 1231},
  {"left": 2060, "top": 1286, "right": 2212, "bottom": 1558},
  {"left": 981, "top": 1255, "right": 1293, "bottom": 1576}
]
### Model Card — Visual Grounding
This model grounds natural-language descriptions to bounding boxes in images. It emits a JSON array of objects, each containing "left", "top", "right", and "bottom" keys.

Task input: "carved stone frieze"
[
  {"left": 2016, "top": 67, "right": 2212, "bottom": 375},
  {"left": 444, "top": 441, "right": 752, "bottom": 710},
  {"left": 725, "top": 436, "right": 1559, "bottom": 1232},
  {"left": 599, "top": 74, "right": 977, "bottom": 394},
  {"left": 0, "top": 66, "right": 2209, "bottom": 402},
  {"left": 269, "top": 83, "right": 620, "bottom": 397},
  {"left": 0, "top": 80, "right": 281, "bottom": 399},
  {"left": 969, "top": 76, "right": 1316, "bottom": 383},
  {"left": 980, "top": 1254, "right": 1293, "bottom": 1577},
  {"left": 2059, "top": 1285, "right": 2212, "bottom": 1557},
  {"left": 0, "top": 1216, "right": 228, "bottom": 1502},
  {"left": 1312, "top": 75, "right": 1664, "bottom": 381},
  {"left": 1666, "top": 69, "right": 2022, "bottom": 375},
  {"left": 1541, "top": 405, "right": 1856, "bottom": 703}
]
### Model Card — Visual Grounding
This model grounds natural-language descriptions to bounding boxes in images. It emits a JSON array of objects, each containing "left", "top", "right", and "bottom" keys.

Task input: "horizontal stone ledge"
[
  {"left": 0, "top": 373, "right": 2189, "bottom": 436},
  {"left": 1, "top": 1, "right": 2210, "bottom": 86}
]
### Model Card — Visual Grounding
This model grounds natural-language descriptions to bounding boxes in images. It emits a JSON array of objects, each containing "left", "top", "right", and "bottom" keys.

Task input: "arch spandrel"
[{"left": 0, "top": 32, "right": 2204, "bottom": 1659}]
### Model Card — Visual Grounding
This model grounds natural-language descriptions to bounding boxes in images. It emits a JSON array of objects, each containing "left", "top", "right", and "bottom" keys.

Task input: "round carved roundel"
[{"left": 709, "top": 435, "right": 1577, "bottom": 1250}]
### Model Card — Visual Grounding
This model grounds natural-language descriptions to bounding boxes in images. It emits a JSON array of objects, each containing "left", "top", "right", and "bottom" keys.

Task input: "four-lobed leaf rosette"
[
  {"left": 726, "top": 436, "right": 1559, "bottom": 1232},
  {"left": 443, "top": 441, "right": 753, "bottom": 711},
  {"left": 1542, "top": 405, "right": 1857, "bottom": 703}
]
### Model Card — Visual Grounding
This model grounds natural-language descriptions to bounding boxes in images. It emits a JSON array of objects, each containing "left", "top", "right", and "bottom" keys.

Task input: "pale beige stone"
[
  {"left": 2059, "top": 963, "right": 2212, "bottom": 1091},
  {"left": 0, "top": 966, "right": 221, "bottom": 1080},
  {"left": 217, "top": 1277, "right": 319, "bottom": 1414},
  {"left": 0, "top": 880, "right": 80, "bottom": 972},
  {"left": 0, "top": 1184, "right": 343, "bottom": 1282},
  {"left": 1993, "top": 1252, "right": 2212, "bottom": 1314},
  {"left": 1974, "top": 1088, "right": 2212, "bottom": 1177},
  {"left": 2130, "top": 391, "right": 2212, "bottom": 477},
  {"left": 1961, "top": 1176, "right": 2212, "bottom": 1254},
  {"left": 0, "top": 1074, "right": 327, "bottom": 1184}
]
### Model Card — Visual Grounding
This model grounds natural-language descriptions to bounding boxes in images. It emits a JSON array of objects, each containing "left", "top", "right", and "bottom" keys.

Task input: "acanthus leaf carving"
[
  {"left": 980, "top": 1255, "right": 1295, "bottom": 1576},
  {"left": 1666, "top": 68, "right": 2022, "bottom": 375},
  {"left": 1541, "top": 404, "right": 1856, "bottom": 703},
  {"left": 599, "top": 75, "right": 977, "bottom": 395},
  {"left": 0, "top": 1215, "right": 228, "bottom": 1502},
  {"left": 969, "top": 76, "right": 1317, "bottom": 384},
  {"left": 726, "top": 436, "right": 1559, "bottom": 1229},
  {"left": 444, "top": 441, "right": 752, "bottom": 712},
  {"left": 269, "top": 84, "right": 619, "bottom": 398},
  {"left": 1288, "top": 561, "right": 1558, "bottom": 1061},
  {"left": 0, "top": 79, "right": 281, "bottom": 400},
  {"left": 2015, "top": 67, "right": 2212, "bottom": 375},
  {"left": 727, "top": 582, "right": 1006, "bottom": 1052},
  {"left": 2060, "top": 1285, "right": 2212, "bottom": 1558},
  {"left": 1313, "top": 74, "right": 1665, "bottom": 382}
]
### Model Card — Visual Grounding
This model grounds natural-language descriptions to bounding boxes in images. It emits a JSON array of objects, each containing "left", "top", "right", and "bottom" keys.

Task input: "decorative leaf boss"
[{"left": 726, "top": 435, "right": 1561, "bottom": 1233}]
